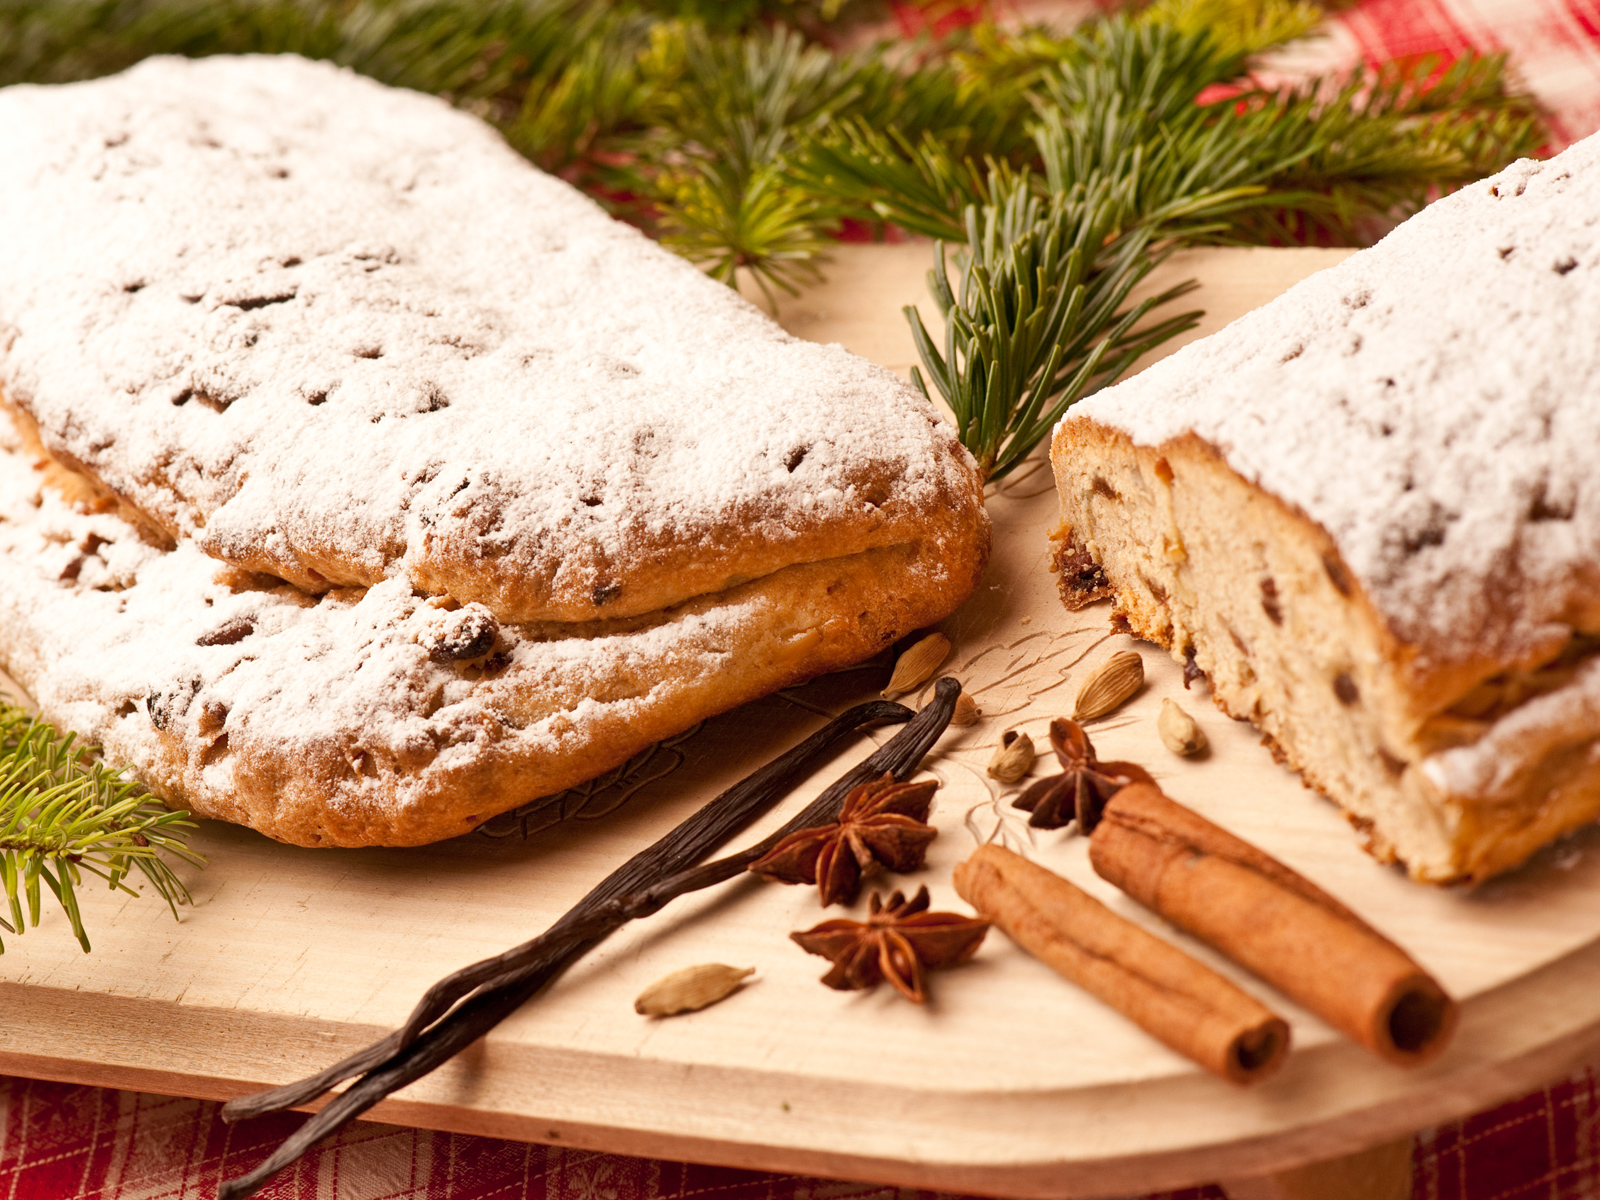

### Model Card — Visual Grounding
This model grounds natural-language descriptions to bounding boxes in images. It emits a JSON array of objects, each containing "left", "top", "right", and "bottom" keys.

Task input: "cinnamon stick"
[
  {"left": 953, "top": 844, "right": 1288, "bottom": 1084},
  {"left": 1089, "top": 783, "right": 1457, "bottom": 1066}
]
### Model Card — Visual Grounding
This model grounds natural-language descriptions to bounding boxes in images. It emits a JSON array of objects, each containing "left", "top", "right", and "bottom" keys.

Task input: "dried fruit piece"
[
  {"left": 1158, "top": 698, "right": 1208, "bottom": 756},
  {"left": 634, "top": 963, "right": 755, "bottom": 1016},
  {"left": 423, "top": 602, "right": 499, "bottom": 663},
  {"left": 987, "top": 730, "right": 1036, "bottom": 783},
  {"left": 196, "top": 616, "right": 255, "bottom": 647},
  {"left": 950, "top": 691, "right": 981, "bottom": 726},
  {"left": 1074, "top": 650, "right": 1144, "bottom": 721},
  {"left": 883, "top": 632, "right": 951, "bottom": 699}
]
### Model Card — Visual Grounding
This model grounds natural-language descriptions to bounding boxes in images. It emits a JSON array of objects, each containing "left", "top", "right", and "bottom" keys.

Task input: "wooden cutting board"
[{"left": 7, "top": 245, "right": 1600, "bottom": 1198}]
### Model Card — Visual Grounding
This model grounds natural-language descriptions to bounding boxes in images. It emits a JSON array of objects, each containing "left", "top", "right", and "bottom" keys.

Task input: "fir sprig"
[
  {"left": 640, "top": 21, "right": 865, "bottom": 299},
  {"left": 0, "top": 702, "right": 203, "bottom": 953},
  {"left": 1221, "top": 51, "right": 1548, "bottom": 243},
  {"left": 788, "top": 120, "right": 989, "bottom": 240},
  {"left": 905, "top": 174, "right": 1201, "bottom": 482}
]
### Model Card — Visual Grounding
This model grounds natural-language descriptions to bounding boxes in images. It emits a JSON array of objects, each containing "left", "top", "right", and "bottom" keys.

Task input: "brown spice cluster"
[{"left": 753, "top": 771, "right": 987, "bottom": 1003}]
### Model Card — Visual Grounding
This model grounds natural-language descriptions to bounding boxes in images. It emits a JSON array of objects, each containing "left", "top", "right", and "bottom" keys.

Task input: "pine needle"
[
  {"left": 637, "top": 21, "right": 866, "bottom": 297},
  {"left": 0, "top": 701, "right": 204, "bottom": 953},
  {"left": 904, "top": 172, "right": 1202, "bottom": 483}
]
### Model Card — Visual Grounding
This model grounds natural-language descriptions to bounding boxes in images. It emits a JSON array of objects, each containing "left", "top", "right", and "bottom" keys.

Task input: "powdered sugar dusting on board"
[
  {"left": 1067, "top": 137, "right": 1600, "bottom": 664},
  {"left": 0, "top": 55, "right": 975, "bottom": 622}
]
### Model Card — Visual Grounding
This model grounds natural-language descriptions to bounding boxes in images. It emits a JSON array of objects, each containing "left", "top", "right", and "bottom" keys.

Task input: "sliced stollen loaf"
[
  {"left": 1050, "top": 137, "right": 1600, "bottom": 884},
  {"left": 0, "top": 56, "right": 988, "bottom": 847}
]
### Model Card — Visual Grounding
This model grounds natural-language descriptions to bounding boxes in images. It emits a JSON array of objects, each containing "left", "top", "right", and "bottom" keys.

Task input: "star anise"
[
  {"left": 749, "top": 772, "right": 938, "bottom": 906},
  {"left": 790, "top": 886, "right": 989, "bottom": 1004},
  {"left": 1011, "top": 717, "right": 1153, "bottom": 833}
]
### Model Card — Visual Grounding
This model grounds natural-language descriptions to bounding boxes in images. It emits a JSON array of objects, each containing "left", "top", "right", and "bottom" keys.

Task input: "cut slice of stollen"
[{"left": 1050, "top": 137, "right": 1600, "bottom": 883}]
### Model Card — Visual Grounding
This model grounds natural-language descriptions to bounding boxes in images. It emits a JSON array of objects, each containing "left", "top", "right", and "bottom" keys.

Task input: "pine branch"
[
  {"left": 1222, "top": 52, "right": 1547, "bottom": 243},
  {"left": 494, "top": 8, "right": 657, "bottom": 185},
  {"left": 628, "top": 21, "right": 868, "bottom": 295},
  {"left": 788, "top": 120, "right": 992, "bottom": 241},
  {"left": 1136, "top": 0, "right": 1323, "bottom": 59},
  {"left": 891, "top": 11, "right": 1548, "bottom": 481},
  {"left": 850, "top": 41, "right": 1038, "bottom": 160},
  {"left": 657, "top": 159, "right": 839, "bottom": 303},
  {"left": 904, "top": 173, "right": 1201, "bottom": 483},
  {"left": 631, "top": 0, "right": 880, "bottom": 32},
  {"left": 0, "top": 701, "right": 204, "bottom": 953}
]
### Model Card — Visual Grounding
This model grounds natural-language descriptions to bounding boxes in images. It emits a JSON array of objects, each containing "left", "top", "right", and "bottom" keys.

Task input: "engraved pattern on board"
[{"left": 475, "top": 723, "right": 706, "bottom": 840}]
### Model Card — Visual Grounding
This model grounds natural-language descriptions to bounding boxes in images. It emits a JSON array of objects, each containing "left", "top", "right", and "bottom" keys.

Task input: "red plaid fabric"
[
  {"left": 6, "top": 1, "right": 1600, "bottom": 1197},
  {"left": 954, "top": 0, "right": 1600, "bottom": 147},
  {"left": 9, "top": 1067, "right": 1600, "bottom": 1199},
  {"left": 1263, "top": 0, "right": 1600, "bottom": 146},
  {"left": 1412, "top": 1073, "right": 1600, "bottom": 1199}
]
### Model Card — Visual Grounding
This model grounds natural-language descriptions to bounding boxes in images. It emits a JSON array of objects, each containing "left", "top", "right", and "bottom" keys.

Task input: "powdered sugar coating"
[
  {"left": 0, "top": 55, "right": 975, "bottom": 621},
  {"left": 1068, "top": 137, "right": 1600, "bottom": 666}
]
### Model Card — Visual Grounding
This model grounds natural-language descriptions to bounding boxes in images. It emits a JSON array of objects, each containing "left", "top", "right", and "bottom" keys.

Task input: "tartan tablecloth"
[
  {"left": 7, "top": 1066, "right": 1600, "bottom": 1199},
  {"left": 7, "top": 0, "right": 1600, "bottom": 1197}
]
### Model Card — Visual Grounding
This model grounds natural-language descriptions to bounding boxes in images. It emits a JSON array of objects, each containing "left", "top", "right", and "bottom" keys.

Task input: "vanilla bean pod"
[{"left": 219, "top": 680, "right": 960, "bottom": 1200}]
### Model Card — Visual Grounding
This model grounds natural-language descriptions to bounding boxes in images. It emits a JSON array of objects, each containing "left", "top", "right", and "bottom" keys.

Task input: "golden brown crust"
[
  {"left": 147, "top": 536, "right": 986, "bottom": 847},
  {"left": 394, "top": 440, "right": 981, "bottom": 625},
  {"left": 39, "top": 408, "right": 981, "bottom": 627}
]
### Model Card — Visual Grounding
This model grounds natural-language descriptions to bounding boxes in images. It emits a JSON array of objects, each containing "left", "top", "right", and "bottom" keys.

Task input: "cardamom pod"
[
  {"left": 950, "top": 691, "right": 981, "bottom": 726},
  {"left": 987, "top": 730, "right": 1035, "bottom": 783},
  {"left": 1158, "top": 698, "right": 1208, "bottom": 756},
  {"left": 882, "top": 632, "right": 951, "bottom": 699},
  {"left": 634, "top": 963, "right": 755, "bottom": 1017},
  {"left": 1073, "top": 650, "right": 1144, "bottom": 721}
]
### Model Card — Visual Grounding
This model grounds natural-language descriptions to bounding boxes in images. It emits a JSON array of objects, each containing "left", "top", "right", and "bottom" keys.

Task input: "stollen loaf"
[
  {"left": 1051, "top": 136, "right": 1600, "bottom": 883},
  {"left": 0, "top": 55, "right": 989, "bottom": 847}
]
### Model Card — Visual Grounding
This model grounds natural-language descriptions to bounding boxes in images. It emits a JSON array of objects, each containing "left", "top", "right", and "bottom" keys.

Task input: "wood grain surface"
[{"left": 7, "top": 245, "right": 1600, "bottom": 1198}]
